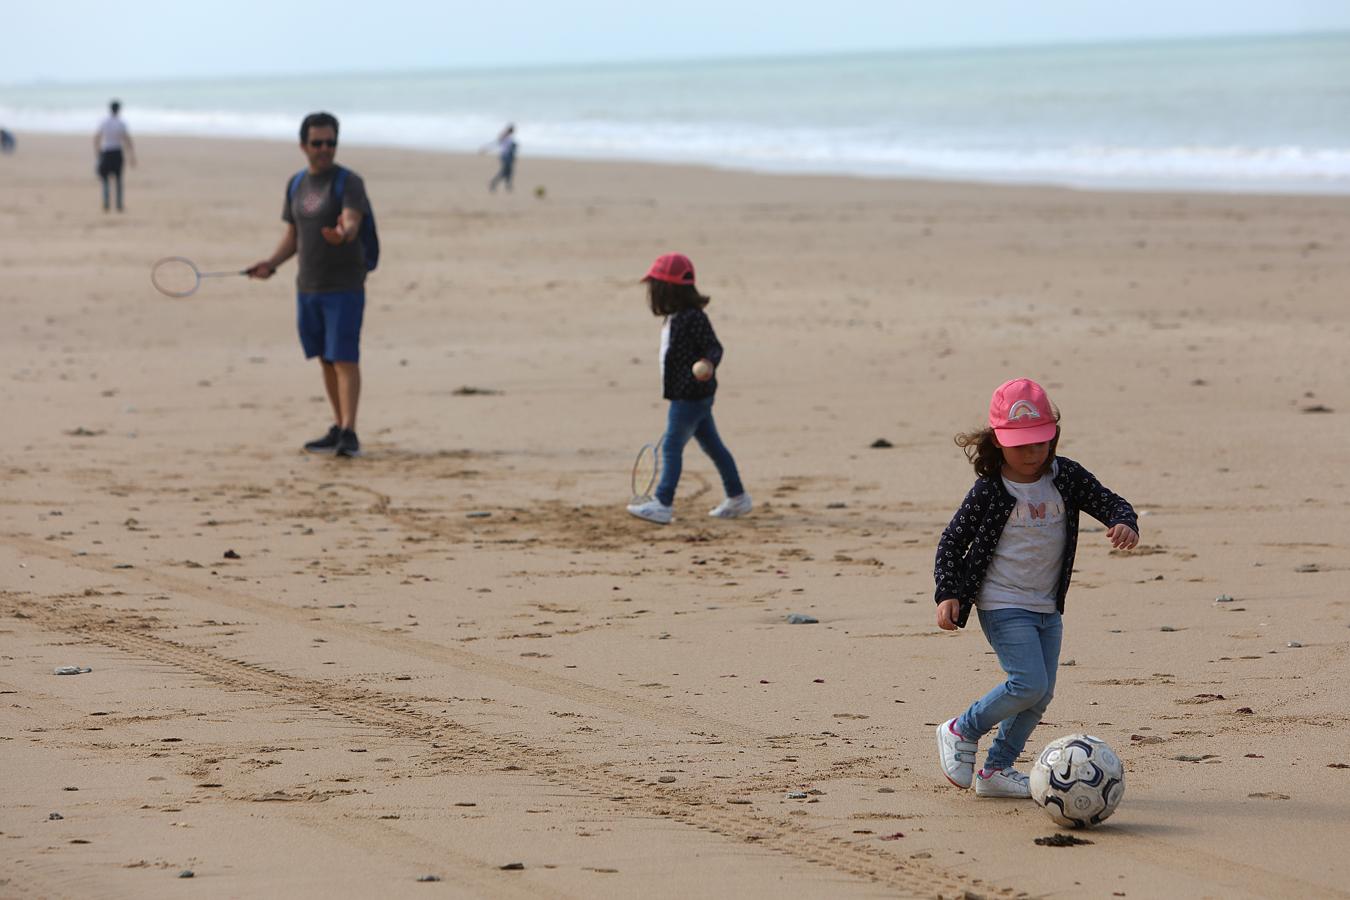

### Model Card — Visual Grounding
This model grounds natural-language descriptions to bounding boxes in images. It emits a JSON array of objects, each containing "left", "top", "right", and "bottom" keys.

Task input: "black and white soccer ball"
[{"left": 1029, "top": 734, "right": 1125, "bottom": 828}]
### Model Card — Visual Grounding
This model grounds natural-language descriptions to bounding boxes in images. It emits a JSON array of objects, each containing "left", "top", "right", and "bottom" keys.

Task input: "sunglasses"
[{"left": 308, "top": 139, "right": 338, "bottom": 148}]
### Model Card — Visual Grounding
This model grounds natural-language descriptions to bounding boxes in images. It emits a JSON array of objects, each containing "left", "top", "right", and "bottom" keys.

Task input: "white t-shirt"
[
  {"left": 977, "top": 462, "right": 1066, "bottom": 613},
  {"left": 658, "top": 318, "right": 671, "bottom": 383},
  {"left": 96, "top": 115, "right": 129, "bottom": 151}
]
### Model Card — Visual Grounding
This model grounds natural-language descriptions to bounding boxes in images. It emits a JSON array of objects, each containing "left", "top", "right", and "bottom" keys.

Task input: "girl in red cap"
[
  {"left": 933, "top": 378, "right": 1138, "bottom": 799},
  {"left": 627, "top": 253, "right": 749, "bottom": 525}
]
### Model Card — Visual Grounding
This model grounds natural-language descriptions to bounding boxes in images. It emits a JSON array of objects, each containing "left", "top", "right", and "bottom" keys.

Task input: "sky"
[{"left": 9, "top": 0, "right": 1350, "bottom": 84}]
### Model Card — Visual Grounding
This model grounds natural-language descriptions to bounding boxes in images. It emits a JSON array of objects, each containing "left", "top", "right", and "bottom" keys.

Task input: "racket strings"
[
  {"left": 151, "top": 257, "right": 201, "bottom": 297},
  {"left": 631, "top": 439, "right": 663, "bottom": 502}
]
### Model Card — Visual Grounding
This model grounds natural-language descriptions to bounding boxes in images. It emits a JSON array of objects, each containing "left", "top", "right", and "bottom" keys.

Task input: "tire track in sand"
[
  {"left": 2, "top": 595, "right": 1013, "bottom": 900},
  {"left": 1, "top": 532, "right": 764, "bottom": 745}
]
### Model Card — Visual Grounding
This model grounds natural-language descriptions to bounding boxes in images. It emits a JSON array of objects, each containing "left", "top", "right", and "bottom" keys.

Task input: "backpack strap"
[
  {"left": 290, "top": 167, "right": 348, "bottom": 203},
  {"left": 332, "top": 166, "right": 348, "bottom": 205}
]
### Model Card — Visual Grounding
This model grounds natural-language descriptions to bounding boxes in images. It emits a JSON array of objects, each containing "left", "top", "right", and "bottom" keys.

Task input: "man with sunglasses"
[{"left": 248, "top": 111, "right": 372, "bottom": 458}]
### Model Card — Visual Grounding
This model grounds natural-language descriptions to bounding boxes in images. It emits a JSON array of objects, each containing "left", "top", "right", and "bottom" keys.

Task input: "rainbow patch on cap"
[{"left": 1006, "top": 400, "right": 1041, "bottom": 422}]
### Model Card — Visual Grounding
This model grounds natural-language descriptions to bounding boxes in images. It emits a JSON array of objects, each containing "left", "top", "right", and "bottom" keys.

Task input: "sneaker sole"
[
  {"left": 975, "top": 787, "right": 1031, "bottom": 799},
  {"left": 626, "top": 506, "right": 671, "bottom": 524}
]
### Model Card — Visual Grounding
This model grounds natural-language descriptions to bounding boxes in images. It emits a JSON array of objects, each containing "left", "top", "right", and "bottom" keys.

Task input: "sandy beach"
[{"left": 2, "top": 133, "right": 1349, "bottom": 899}]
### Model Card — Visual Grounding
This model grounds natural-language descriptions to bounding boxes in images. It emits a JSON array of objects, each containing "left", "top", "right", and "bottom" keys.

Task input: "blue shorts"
[{"left": 297, "top": 289, "right": 364, "bottom": 363}]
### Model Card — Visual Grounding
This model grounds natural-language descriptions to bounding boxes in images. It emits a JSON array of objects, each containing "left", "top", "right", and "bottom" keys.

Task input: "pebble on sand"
[
  {"left": 500, "top": 862, "right": 525, "bottom": 871},
  {"left": 416, "top": 875, "right": 442, "bottom": 882},
  {"left": 786, "top": 614, "right": 818, "bottom": 625},
  {"left": 54, "top": 666, "right": 92, "bottom": 675},
  {"left": 869, "top": 438, "right": 894, "bottom": 448},
  {"left": 178, "top": 870, "right": 194, "bottom": 878},
  {"left": 223, "top": 549, "right": 241, "bottom": 559}
]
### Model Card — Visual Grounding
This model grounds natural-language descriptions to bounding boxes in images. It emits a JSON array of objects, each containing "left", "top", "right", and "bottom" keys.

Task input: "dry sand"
[{"left": 2, "top": 134, "right": 1348, "bottom": 899}]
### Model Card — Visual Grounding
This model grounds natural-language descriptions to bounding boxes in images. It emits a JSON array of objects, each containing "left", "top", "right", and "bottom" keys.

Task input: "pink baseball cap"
[
  {"left": 988, "top": 378, "right": 1058, "bottom": 447},
  {"left": 642, "top": 252, "right": 696, "bottom": 285}
]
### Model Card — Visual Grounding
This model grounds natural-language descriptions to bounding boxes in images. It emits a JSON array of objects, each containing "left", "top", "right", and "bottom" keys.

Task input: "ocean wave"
[{"left": 4, "top": 104, "right": 1349, "bottom": 193}]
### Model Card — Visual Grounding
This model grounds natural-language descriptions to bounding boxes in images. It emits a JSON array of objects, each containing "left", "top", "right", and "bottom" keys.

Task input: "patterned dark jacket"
[
  {"left": 934, "top": 456, "right": 1138, "bottom": 628},
  {"left": 663, "top": 308, "right": 724, "bottom": 401}
]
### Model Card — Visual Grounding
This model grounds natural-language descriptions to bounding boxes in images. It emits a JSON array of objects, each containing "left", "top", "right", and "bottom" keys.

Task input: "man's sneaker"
[
  {"left": 304, "top": 425, "right": 342, "bottom": 453},
  {"left": 334, "top": 429, "right": 361, "bottom": 458},
  {"left": 936, "top": 718, "right": 977, "bottom": 789},
  {"left": 708, "top": 493, "right": 753, "bottom": 518},
  {"left": 626, "top": 499, "right": 673, "bottom": 525},
  {"left": 975, "top": 767, "right": 1031, "bottom": 799}
]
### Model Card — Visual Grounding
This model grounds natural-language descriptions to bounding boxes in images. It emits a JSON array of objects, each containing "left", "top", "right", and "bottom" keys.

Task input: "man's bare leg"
[
  {"left": 320, "top": 360, "right": 342, "bottom": 426},
  {"left": 334, "top": 362, "right": 360, "bottom": 431}
]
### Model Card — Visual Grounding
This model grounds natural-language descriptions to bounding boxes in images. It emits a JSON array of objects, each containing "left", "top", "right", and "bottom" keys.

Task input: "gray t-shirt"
[
  {"left": 976, "top": 461, "right": 1066, "bottom": 614},
  {"left": 281, "top": 167, "right": 370, "bottom": 293}
]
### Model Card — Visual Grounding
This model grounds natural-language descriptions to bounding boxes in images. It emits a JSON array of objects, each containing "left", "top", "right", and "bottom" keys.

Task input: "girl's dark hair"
[
  {"left": 647, "top": 280, "right": 710, "bottom": 316},
  {"left": 955, "top": 415, "right": 1061, "bottom": 479}
]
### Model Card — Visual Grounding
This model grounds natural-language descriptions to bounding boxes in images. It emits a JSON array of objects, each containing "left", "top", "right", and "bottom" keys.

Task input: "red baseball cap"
[
  {"left": 988, "top": 378, "right": 1058, "bottom": 447},
  {"left": 642, "top": 252, "right": 696, "bottom": 285}
]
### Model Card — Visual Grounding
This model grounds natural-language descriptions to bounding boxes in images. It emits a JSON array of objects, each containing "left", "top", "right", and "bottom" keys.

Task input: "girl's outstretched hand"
[
  {"left": 936, "top": 598, "right": 961, "bottom": 631},
  {"left": 1107, "top": 524, "right": 1139, "bottom": 550}
]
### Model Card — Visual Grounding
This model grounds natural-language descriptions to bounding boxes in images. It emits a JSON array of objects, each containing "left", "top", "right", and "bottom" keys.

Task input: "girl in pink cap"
[
  {"left": 626, "top": 252, "right": 749, "bottom": 525},
  {"left": 933, "top": 378, "right": 1139, "bottom": 799}
]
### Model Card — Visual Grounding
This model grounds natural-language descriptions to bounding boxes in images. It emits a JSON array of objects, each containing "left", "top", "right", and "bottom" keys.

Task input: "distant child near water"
[
  {"left": 626, "top": 253, "right": 750, "bottom": 525},
  {"left": 486, "top": 123, "right": 517, "bottom": 193},
  {"left": 933, "top": 378, "right": 1138, "bottom": 798}
]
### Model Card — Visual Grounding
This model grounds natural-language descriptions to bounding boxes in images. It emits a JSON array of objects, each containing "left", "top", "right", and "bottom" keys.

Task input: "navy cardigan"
[
  {"left": 662, "top": 308, "right": 723, "bottom": 401},
  {"left": 933, "top": 456, "right": 1138, "bottom": 628}
]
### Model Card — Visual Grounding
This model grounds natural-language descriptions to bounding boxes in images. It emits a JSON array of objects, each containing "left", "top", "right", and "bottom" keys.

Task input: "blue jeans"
[
  {"left": 655, "top": 397, "right": 744, "bottom": 507},
  {"left": 490, "top": 153, "right": 515, "bottom": 191},
  {"left": 956, "top": 607, "right": 1062, "bottom": 771}
]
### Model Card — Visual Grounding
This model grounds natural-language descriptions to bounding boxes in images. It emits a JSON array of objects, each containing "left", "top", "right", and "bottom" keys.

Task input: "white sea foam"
[{"left": 5, "top": 33, "right": 1349, "bottom": 193}]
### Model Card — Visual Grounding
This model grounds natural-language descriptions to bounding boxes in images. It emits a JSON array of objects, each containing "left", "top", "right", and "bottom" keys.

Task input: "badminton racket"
[
  {"left": 631, "top": 437, "right": 664, "bottom": 503},
  {"left": 151, "top": 256, "right": 247, "bottom": 298}
]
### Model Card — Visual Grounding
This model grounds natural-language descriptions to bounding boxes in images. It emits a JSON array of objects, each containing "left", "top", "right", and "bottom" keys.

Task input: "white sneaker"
[
  {"left": 626, "top": 499, "right": 673, "bottom": 525},
  {"left": 936, "top": 718, "right": 977, "bottom": 789},
  {"left": 708, "top": 493, "right": 752, "bottom": 518},
  {"left": 975, "top": 767, "right": 1031, "bottom": 799}
]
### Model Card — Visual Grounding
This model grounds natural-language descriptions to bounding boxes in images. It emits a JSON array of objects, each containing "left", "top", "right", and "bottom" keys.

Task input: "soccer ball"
[{"left": 1029, "top": 734, "right": 1124, "bottom": 828}]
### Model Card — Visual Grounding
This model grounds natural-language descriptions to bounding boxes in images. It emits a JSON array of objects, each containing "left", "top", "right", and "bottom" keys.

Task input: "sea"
[{"left": 3, "top": 32, "right": 1349, "bottom": 193}]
